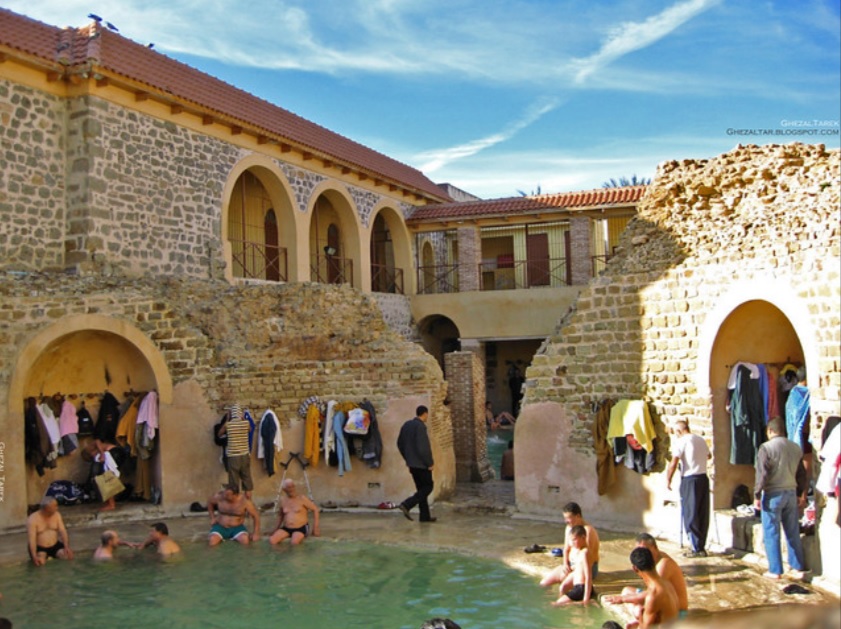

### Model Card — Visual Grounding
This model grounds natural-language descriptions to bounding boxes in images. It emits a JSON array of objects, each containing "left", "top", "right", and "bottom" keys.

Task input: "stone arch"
[
  {"left": 6, "top": 314, "right": 173, "bottom": 516},
  {"left": 697, "top": 278, "right": 816, "bottom": 508},
  {"left": 221, "top": 154, "right": 298, "bottom": 283},
  {"left": 307, "top": 181, "right": 364, "bottom": 288},
  {"left": 417, "top": 314, "right": 461, "bottom": 377},
  {"left": 368, "top": 202, "right": 413, "bottom": 294},
  {"left": 9, "top": 314, "right": 173, "bottom": 406}
]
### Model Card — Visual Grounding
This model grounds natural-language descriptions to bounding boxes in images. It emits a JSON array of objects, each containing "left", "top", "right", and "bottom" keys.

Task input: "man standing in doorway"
[
  {"left": 397, "top": 405, "right": 436, "bottom": 523},
  {"left": 666, "top": 420, "right": 711, "bottom": 558},
  {"left": 754, "top": 417, "right": 809, "bottom": 580}
]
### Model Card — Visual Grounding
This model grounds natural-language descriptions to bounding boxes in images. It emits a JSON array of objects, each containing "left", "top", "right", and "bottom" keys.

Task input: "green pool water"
[
  {"left": 0, "top": 540, "right": 613, "bottom": 628},
  {"left": 487, "top": 429, "right": 512, "bottom": 478}
]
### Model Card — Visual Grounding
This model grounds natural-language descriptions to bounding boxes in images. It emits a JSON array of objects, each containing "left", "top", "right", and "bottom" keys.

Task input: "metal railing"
[
  {"left": 591, "top": 253, "right": 613, "bottom": 276},
  {"left": 371, "top": 264, "right": 404, "bottom": 294},
  {"left": 416, "top": 264, "right": 459, "bottom": 295},
  {"left": 230, "top": 240, "right": 287, "bottom": 282},
  {"left": 479, "top": 257, "right": 569, "bottom": 290},
  {"left": 310, "top": 254, "right": 354, "bottom": 287}
]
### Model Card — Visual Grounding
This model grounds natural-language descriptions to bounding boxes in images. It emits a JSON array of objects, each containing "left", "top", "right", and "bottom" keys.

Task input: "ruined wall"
[
  {"left": 0, "top": 275, "right": 453, "bottom": 528},
  {"left": 0, "top": 79, "right": 67, "bottom": 270},
  {"left": 519, "top": 144, "right": 840, "bottom": 546}
]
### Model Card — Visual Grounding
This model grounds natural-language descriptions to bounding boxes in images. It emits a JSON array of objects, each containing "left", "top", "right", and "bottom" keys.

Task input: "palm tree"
[{"left": 602, "top": 175, "right": 651, "bottom": 188}]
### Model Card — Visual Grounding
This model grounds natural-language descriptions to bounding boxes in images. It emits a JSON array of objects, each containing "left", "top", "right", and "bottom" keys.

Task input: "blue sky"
[{"left": 4, "top": 0, "right": 840, "bottom": 198}]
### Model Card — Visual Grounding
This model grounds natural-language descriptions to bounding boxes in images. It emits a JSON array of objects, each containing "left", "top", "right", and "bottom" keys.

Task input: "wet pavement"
[{"left": 2, "top": 480, "right": 838, "bottom": 627}]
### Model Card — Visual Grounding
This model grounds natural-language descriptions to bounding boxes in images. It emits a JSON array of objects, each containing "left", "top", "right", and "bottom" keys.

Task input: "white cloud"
[
  {"left": 416, "top": 99, "right": 561, "bottom": 173},
  {"left": 430, "top": 134, "right": 736, "bottom": 199},
  {"left": 572, "top": 0, "right": 720, "bottom": 83}
]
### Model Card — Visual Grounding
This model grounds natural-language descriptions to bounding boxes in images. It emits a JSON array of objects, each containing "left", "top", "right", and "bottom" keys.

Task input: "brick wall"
[
  {"left": 456, "top": 226, "right": 480, "bottom": 292},
  {"left": 445, "top": 350, "right": 493, "bottom": 481},
  {"left": 569, "top": 215, "right": 593, "bottom": 285}
]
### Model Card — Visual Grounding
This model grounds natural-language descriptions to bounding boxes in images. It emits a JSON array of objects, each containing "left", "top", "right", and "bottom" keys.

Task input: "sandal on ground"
[{"left": 524, "top": 544, "right": 547, "bottom": 554}]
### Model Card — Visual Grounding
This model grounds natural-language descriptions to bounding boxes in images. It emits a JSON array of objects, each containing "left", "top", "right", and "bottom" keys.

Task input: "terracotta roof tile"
[
  {"left": 0, "top": 8, "right": 449, "bottom": 202},
  {"left": 408, "top": 185, "right": 647, "bottom": 222}
]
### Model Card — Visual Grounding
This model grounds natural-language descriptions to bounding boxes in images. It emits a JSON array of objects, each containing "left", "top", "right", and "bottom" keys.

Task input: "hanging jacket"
[
  {"left": 730, "top": 364, "right": 766, "bottom": 465},
  {"left": 591, "top": 399, "right": 616, "bottom": 495},
  {"left": 359, "top": 400, "right": 383, "bottom": 469},
  {"left": 77, "top": 402, "right": 94, "bottom": 436},
  {"left": 95, "top": 391, "right": 121, "bottom": 444},
  {"left": 303, "top": 403, "right": 321, "bottom": 466},
  {"left": 258, "top": 409, "right": 282, "bottom": 476},
  {"left": 785, "top": 385, "right": 810, "bottom": 449},
  {"left": 137, "top": 390, "right": 159, "bottom": 441}
]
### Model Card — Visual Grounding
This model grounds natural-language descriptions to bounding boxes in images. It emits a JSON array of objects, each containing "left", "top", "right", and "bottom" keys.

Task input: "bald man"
[{"left": 269, "top": 479, "right": 321, "bottom": 545}]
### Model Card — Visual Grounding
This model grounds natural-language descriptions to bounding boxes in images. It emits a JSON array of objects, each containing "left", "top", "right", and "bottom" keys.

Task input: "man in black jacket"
[{"left": 397, "top": 405, "right": 436, "bottom": 523}]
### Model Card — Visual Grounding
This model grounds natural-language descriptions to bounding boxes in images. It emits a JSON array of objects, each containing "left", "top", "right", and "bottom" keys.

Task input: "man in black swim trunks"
[
  {"left": 27, "top": 497, "right": 74, "bottom": 566},
  {"left": 269, "top": 479, "right": 320, "bottom": 545}
]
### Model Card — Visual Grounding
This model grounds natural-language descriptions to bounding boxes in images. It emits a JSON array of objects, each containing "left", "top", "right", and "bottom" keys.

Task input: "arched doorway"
[
  {"left": 709, "top": 299, "right": 804, "bottom": 508},
  {"left": 228, "top": 171, "right": 287, "bottom": 281},
  {"left": 311, "top": 195, "right": 352, "bottom": 286},
  {"left": 417, "top": 315, "right": 460, "bottom": 377},
  {"left": 21, "top": 328, "right": 165, "bottom": 508},
  {"left": 370, "top": 213, "right": 397, "bottom": 293}
]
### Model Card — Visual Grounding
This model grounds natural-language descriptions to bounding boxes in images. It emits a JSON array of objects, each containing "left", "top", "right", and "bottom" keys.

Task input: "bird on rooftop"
[
  {"left": 105, "top": 22, "right": 119, "bottom": 32},
  {"left": 87, "top": 13, "right": 102, "bottom": 22},
  {"left": 147, "top": 43, "right": 155, "bottom": 49}
]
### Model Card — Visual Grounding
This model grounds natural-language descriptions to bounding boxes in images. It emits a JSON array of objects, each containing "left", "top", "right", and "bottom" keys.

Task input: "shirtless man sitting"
[
  {"left": 551, "top": 525, "right": 596, "bottom": 606},
  {"left": 603, "top": 533, "right": 688, "bottom": 619},
  {"left": 139, "top": 522, "right": 181, "bottom": 557},
  {"left": 207, "top": 484, "right": 261, "bottom": 546},
  {"left": 625, "top": 546, "right": 679, "bottom": 629},
  {"left": 27, "top": 497, "right": 74, "bottom": 566},
  {"left": 269, "top": 479, "right": 321, "bottom": 545},
  {"left": 540, "top": 502, "right": 600, "bottom": 587}
]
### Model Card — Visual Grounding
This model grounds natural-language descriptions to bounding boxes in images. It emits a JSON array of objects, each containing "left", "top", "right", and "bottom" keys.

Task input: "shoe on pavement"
[
  {"left": 420, "top": 517, "right": 438, "bottom": 523},
  {"left": 399, "top": 504, "right": 413, "bottom": 521}
]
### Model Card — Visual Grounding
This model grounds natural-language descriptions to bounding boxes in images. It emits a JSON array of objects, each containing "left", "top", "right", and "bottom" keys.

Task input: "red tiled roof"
[
  {"left": 408, "top": 185, "right": 647, "bottom": 222},
  {"left": 0, "top": 8, "right": 449, "bottom": 202}
]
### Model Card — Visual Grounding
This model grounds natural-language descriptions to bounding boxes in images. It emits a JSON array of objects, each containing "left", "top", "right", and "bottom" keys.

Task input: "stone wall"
[
  {"left": 517, "top": 143, "right": 840, "bottom": 579},
  {"left": 370, "top": 292, "right": 419, "bottom": 340},
  {"left": 0, "top": 80, "right": 421, "bottom": 281},
  {"left": 0, "top": 273, "right": 453, "bottom": 528},
  {"left": 0, "top": 80, "right": 67, "bottom": 270}
]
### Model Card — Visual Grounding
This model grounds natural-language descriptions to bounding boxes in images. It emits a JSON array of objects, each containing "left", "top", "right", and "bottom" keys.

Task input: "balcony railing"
[
  {"left": 417, "top": 264, "right": 459, "bottom": 295},
  {"left": 591, "top": 253, "right": 613, "bottom": 276},
  {"left": 371, "top": 263, "right": 404, "bottom": 294},
  {"left": 230, "top": 239, "right": 287, "bottom": 282},
  {"left": 310, "top": 254, "right": 354, "bottom": 287},
  {"left": 479, "top": 257, "right": 569, "bottom": 291}
]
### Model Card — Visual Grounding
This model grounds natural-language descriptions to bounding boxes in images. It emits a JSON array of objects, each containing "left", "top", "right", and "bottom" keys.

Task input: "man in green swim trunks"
[{"left": 207, "top": 484, "right": 261, "bottom": 546}]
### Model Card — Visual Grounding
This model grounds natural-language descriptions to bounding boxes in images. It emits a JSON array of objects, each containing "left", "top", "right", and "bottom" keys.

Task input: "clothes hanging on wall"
[
  {"left": 606, "top": 399, "right": 657, "bottom": 474},
  {"left": 257, "top": 409, "right": 282, "bottom": 476},
  {"left": 304, "top": 403, "right": 322, "bottom": 466},
  {"left": 591, "top": 399, "right": 617, "bottom": 495},
  {"left": 359, "top": 399, "right": 383, "bottom": 469},
  {"left": 728, "top": 363, "right": 766, "bottom": 465},
  {"left": 785, "top": 384, "right": 811, "bottom": 449},
  {"left": 95, "top": 391, "right": 121, "bottom": 443}
]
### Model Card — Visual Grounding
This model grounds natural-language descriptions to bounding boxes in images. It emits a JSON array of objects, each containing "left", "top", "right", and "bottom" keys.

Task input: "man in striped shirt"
[{"left": 216, "top": 404, "right": 253, "bottom": 499}]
